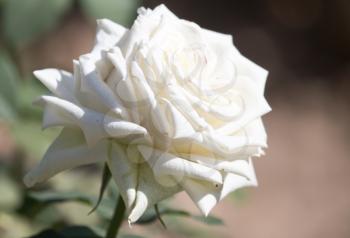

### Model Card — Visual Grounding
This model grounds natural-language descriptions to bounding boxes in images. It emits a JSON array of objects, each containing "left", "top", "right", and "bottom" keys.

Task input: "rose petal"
[
  {"left": 128, "top": 161, "right": 181, "bottom": 223},
  {"left": 107, "top": 142, "right": 137, "bottom": 209},
  {"left": 181, "top": 158, "right": 257, "bottom": 216},
  {"left": 23, "top": 128, "right": 107, "bottom": 187},
  {"left": 79, "top": 54, "right": 127, "bottom": 119},
  {"left": 34, "top": 69, "right": 76, "bottom": 103},
  {"left": 138, "top": 146, "right": 223, "bottom": 185}
]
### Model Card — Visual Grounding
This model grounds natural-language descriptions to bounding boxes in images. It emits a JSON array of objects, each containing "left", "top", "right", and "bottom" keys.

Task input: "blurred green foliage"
[
  {"left": 0, "top": 52, "right": 19, "bottom": 119},
  {"left": 1, "top": 0, "right": 140, "bottom": 48},
  {"left": 3, "top": 0, "right": 73, "bottom": 48},
  {"left": 80, "top": 0, "right": 141, "bottom": 26}
]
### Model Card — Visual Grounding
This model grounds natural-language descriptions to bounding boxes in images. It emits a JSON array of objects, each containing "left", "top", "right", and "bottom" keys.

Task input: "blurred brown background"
[{"left": 0, "top": 0, "right": 350, "bottom": 238}]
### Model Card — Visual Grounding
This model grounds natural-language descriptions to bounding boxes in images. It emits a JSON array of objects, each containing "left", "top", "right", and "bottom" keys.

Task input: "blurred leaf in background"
[
  {"left": 0, "top": 52, "right": 19, "bottom": 120},
  {"left": 29, "top": 226, "right": 102, "bottom": 238},
  {"left": 80, "top": 0, "right": 141, "bottom": 27},
  {"left": 2, "top": 0, "right": 73, "bottom": 48},
  {"left": 0, "top": 170, "right": 22, "bottom": 211}
]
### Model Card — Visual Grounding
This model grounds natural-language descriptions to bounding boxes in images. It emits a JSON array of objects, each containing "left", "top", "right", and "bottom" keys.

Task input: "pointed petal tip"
[
  {"left": 23, "top": 172, "right": 36, "bottom": 188},
  {"left": 127, "top": 192, "right": 149, "bottom": 224},
  {"left": 96, "top": 18, "right": 126, "bottom": 36},
  {"left": 203, "top": 209, "right": 210, "bottom": 217},
  {"left": 197, "top": 195, "right": 217, "bottom": 217},
  {"left": 127, "top": 218, "right": 133, "bottom": 228},
  {"left": 33, "top": 69, "right": 58, "bottom": 82},
  {"left": 96, "top": 18, "right": 116, "bottom": 26},
  {"left": 33, "top": 69, "right": 47, "bottom": 79},
  {"left": 72, "top": 59, "right": 79, "bottom": 67}
]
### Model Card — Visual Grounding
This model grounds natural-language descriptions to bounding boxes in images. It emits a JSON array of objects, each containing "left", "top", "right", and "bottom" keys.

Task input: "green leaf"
[
  {"left": 3, "top": 0, "right": 72, "bottom": 47},
  {"left": 162, "top": 209, "right": 191, "bottom": 217},
  {"left": 136, "top": 207, "right": 162, "bottom": 224},
  {"left": 89, "top": 163, "right": 111, "bottom": 214},
  {"left": 192, "top": 215, "right": 224, "bottom": 225},
  {"left": 92, "top": 197, "right": 116, "bottom": 219},
  {"left": 29, "top": 226, "right": 102, "bottom": 238},
  {"left": 60, "top": 226, "right": 102, "bottom": 238},
  {"left": 17, "top": 79, "right": 47, "bottom": 120},
  {"left": 0, "top": 52, "right": 19, "bottom": 112},
  {"left": 80, "top": 0, "right": 141, "bottom": 27},
  {"left": 137, "top": 207, "right": 223, "bottom": 226},
  {"left": 121, "top": 235, "right": 146, "bottom": 238},
  {"left": 231, "top": 188, "right": 249, "bottom": 203},
  {"left": 29, "top": 229, "right": 62, "bottom": 238},
  {"left": 12, "top": 120, "right": 59, "bottom": 158},
  {"left": 0, "top": 171, "right": 21, "bottom": 211},
  {"left": 24, "top": 189, "right": 117, "bottom": 220},
  {"left": 21, "top": 191, "right": 95, "bottom": 220},
  {"left": 154, "top": 204, "right": 167, "bottom": 229},
  {"left": 28, "top": 190, "right": 94, "bottom": 206},
  {"left": 0, "top": 95, "right": 16, "bottom": 120}
]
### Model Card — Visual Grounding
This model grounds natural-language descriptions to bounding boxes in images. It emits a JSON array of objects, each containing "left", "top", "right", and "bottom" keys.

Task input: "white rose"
[{"left": 24, "top": 4, "right": 271, "bottom": 223}]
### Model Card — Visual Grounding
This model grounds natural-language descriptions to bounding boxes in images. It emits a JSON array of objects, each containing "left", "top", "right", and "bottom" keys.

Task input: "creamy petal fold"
[
  {"left": 191, "top": 156, "right": 255, "bottom": 178},
  {"left": 215, "top": 75, "right": 271, "bottom": 135},
  {"left": 166, "top": 84, "right": 209, "bottom": 130},
  {"left": 138, "top": 146, "right": 223, "bottom": 185},
  {"left": 73, "top": 60, "right": 111, "bottom": 113},
  {"left": 161, "top": 99, "right": 196, "bottom": 139},
  {"left": 92, "top": 19, "right": 127, "bottom": 79},
  {"left": 36, "top": 96, "right": 147, "bottom": 146},
  {"left": 35, "top": 96, "right": 108, "bottom": 146},
  {"left": 79, "top": 54, "right": 127, "bottom": 119}
]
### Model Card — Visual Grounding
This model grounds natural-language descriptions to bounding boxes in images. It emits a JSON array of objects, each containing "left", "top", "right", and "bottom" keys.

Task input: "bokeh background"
[{"left": 0, "top": 0, "right": 350, "bottom": 237}]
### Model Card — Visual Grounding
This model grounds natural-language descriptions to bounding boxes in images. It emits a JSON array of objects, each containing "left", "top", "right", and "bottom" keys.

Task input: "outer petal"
[
  {"left": 107, "top": 142, "right": 137, "bottom": 209},
  {"left": 202, "top": 28, "right": 268, "bottom": 95},
  {"left": 93, "top": 19, "right": 127, "bottom": 53},
  {"left": 181, "top": 178, "right": 219, "bottom": 216},
  {"left": 215, "top": 75, "right": 271, "bottom": 135},
  {"left": 220, "top": 159, "right": 257, "bottom": 199},
  {"left": 236, "top": 55, "right": 268, "bottom": 96},
  {"left": 137, "top": 4, "right": 177, "bottom": 20},
  {"left": 138, "top": 146, "right": 223, "bottom": 185},
  {"left": 128, "top": 161, "right": 181, "bottom": 223},
  {"left": 118, "top": 4, "right": 178, "bottom": 57},
  {"left": 190, "top": 155, "right": 254, "bottom": 178},
  {"left": 35, "top": 96, "right": 147, "bottom": 146},
  {"left": 91, "top": 19, "right": 127, "bottom": 79},
  {"left": 107, "top": 142, "right": 183, "bottom": 224},
  {"left": 23, "top": 128, "right": 107, "bottom": 187},
  {"left": 34, "top": 69, "right": 76, "bottom": 103},
  {"left": 181, "top": 158, "right": 257, "bottom": 216}
]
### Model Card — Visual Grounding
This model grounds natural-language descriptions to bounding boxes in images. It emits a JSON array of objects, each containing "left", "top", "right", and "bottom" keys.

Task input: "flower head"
[{"left": 24, "top": 4, "right": 271, "bottom": 223}]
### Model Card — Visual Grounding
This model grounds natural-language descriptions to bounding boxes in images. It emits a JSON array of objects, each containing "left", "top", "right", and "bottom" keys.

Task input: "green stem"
[{"left": 105, "top": 195, "right": 126, "bottom": 238}]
